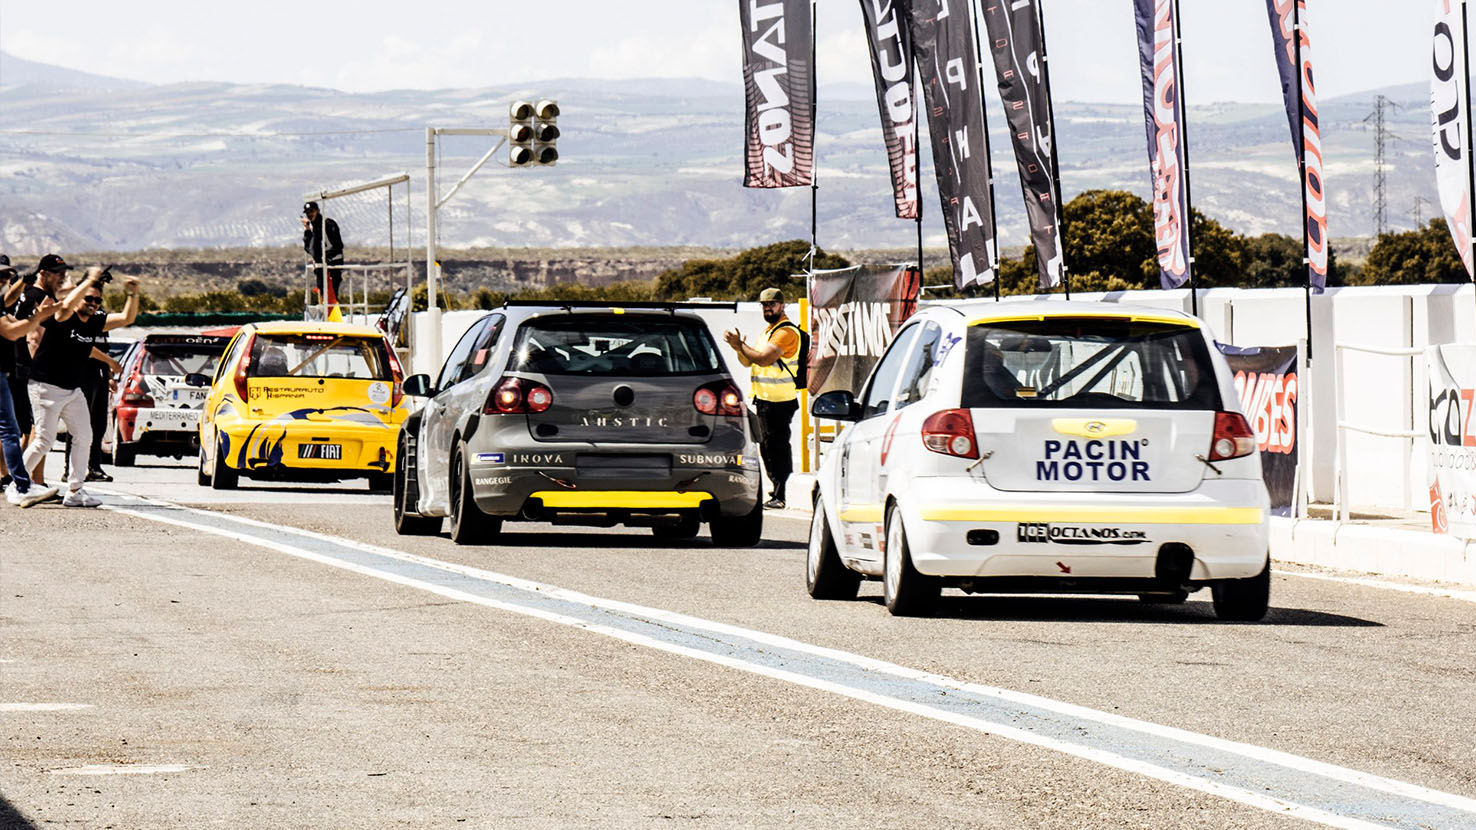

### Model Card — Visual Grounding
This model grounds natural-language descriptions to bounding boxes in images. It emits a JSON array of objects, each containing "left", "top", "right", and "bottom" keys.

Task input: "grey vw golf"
[{"left": 394, "top": 302, "right": 764, "bottom": 546}]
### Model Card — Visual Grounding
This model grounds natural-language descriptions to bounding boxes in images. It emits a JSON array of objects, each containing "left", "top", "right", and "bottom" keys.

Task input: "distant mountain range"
[{"left": 0, "top": 50, "right": 1446, "bottom": 257}]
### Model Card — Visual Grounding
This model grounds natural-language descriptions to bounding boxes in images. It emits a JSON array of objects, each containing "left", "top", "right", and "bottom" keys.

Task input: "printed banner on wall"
[
  {"left": 1432, "top": 0, "right": 1475, "bottom": 278},
  {"left": 908, "top": 0, "right": 997, "bottom": 289},
  {"left": 981, "top": 0, "right": 1064, "bottom": 290},
  {"left": 1426, "top": 344, "right": 1476, "bottom": 537},
  {"left": 860, "top": 0, "right": 920, "bottom": 219},
  {"left": 1134, "top": 0, "right": 1192, "bottom": 290},
  {"left": 1265, "top": 0, "right": 1328, "bottom": 289},
  {"left": 807, "top": 265, "right": 921, "bottom": 395},
  {"left": 1220, "top": 344, "right": 1301, "bottom": 517},
  {"left": 740, "top": 0, "right": 814, "bottom": 189}
]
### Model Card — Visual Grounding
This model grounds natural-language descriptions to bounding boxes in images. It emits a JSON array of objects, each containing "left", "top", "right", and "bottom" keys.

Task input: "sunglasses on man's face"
[{"left": 83, "top": 296, "right": 102, "bottom": 304}]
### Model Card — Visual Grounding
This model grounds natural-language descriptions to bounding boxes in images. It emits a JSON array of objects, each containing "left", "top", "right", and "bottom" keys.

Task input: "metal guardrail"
[
  {"left": 1333, "top": 341, "right": 1423, "bottom": 523},
  {"left": 302, "top": 261, "right": 411, "bottom": 322}
]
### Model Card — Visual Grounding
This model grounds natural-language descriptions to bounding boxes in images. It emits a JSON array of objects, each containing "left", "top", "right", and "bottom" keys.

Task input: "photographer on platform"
[
  {"left": 21, "top": 264, "right": 140, "bottom": 507},
  {"left": 301, "top": 201, "right": 344, "bottom": 306}
]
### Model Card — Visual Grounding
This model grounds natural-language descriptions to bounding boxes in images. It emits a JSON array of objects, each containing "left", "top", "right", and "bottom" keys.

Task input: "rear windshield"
[
  {"left": 249, "top": 333, "right": 391, "bottom": 380},
  {"left": 510, "top": 315, "right": 721, "bottom": 376},
  {"left": 140, "top": 343, "right": 226, "bottom": 377},
  {"left": 962, "top": 318, "right": 1221, "bottom": 410}
]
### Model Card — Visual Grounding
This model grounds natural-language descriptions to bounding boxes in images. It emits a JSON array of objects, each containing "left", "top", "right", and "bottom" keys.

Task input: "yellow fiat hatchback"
[{"left": 195, "top": 321, "right": 409, "bottom": 491}]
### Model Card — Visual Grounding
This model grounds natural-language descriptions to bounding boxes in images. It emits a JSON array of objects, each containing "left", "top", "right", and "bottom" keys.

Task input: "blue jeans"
[{"left": 0, "top": 371, "right": 32, "bottom": 491}]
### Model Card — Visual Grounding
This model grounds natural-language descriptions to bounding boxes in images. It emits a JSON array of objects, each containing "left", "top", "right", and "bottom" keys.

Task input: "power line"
[{"left": 0, "top": 127, "right": 424, "bottom": 139}]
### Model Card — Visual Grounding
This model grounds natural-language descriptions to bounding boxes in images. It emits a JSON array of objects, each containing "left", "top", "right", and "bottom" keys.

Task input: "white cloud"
[{"left": 586, "top": 24, "right": 734, "bottom": 81}]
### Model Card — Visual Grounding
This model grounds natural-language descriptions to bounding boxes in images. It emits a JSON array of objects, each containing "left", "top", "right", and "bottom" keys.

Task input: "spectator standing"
[
  {"left": 64, "top": 289, "right": 124, "bottom": 483},
  {"left": 0, "top": 257, "right": 60, "bottom": 506},
  {"left": 723, "top": 287, "right": 803, "bottom": 510},
  {"left": 6, "top": 254, "right": 71, "bottom": 489},
  {"left": 21, "top": 265, "right": 140, "bottom": 507},
  {"left": 301, "top": 201, "right": 344, "bottom": 307}
]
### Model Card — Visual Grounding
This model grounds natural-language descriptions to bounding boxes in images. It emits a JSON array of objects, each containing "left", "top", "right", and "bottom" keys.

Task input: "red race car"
[{"left": 110, "top": 333, "right": 232, "bottom": 466}]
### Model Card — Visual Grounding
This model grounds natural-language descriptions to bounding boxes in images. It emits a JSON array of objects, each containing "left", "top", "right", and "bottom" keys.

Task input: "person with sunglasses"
[
  {"left": 20, "top": 266, "right": 140, "bottom": 507},
  {"left": 64, "top": 289, "right": 126, "bottom": 483}
]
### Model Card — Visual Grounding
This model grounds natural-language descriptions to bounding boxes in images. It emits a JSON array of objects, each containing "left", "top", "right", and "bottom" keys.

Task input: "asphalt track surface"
[{"left": 3, "top": 458, "right": 1475, "bottom": 828}]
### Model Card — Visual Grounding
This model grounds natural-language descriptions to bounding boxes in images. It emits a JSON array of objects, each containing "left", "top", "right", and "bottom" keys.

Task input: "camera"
[{"left": 97, "top": 264, "right": 114, "bottom": 285}]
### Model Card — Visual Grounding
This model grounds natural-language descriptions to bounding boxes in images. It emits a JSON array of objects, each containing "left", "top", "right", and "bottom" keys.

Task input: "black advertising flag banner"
[
  {"left": 981, "top": 0, "right": 1064, "bottom": 290},
  {"left": 1219, "top": 344, "right": 1300, "bottom": 517},
  {"left": 740, "top": 0, "right": 815, "bottom": 189},
  {"left": 907, "top": 0, "right": 997, "bottom": 289},
  {"left": 1134, "top": 0, "right": 1192, "bottom": 290},
  {"left": 1265, "top": 0, "right": 1328, "bottom": 289},
  {"left": 807, "top": 265, "right": 922, "bottom": 395},
  {"left": 860, "top": 0, "right": 920, "bottom": 220}
]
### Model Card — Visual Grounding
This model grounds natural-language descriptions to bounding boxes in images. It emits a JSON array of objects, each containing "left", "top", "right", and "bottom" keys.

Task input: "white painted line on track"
[
  {"left": 97, "top": 493, "right": 1476, "bottom": 829},
  {"left": 0, "top": 703, "right": 94, "bottom": 712},
  {"left": 49, "top": 764, "right": 196, "bottom": 776},
  {"left": 1281, "top": 569, "right": 1476, "bottom": 603}
]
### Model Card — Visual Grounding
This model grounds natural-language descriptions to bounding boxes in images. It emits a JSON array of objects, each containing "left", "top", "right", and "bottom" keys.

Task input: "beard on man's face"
[{"left": 762, "top": 307, "right": 782, "bottom": 324}]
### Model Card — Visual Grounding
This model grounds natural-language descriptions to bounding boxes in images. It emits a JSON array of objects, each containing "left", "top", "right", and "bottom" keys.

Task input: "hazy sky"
[{"left": 0, "top": 1, "right": 1435, "bottom": 104}]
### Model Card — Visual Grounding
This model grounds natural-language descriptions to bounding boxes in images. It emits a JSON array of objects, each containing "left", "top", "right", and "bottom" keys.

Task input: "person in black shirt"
[
  {"left": 63, "top": 292, "right": 123, "bottom": 483},
  {"left": 302, "top": 201, "right": 344, "bottom": 308},
  {"left": 0, "top": 257, "right": 62, "bottom": 506},
  {"left": 21, "top": 264, "right": 140, "bottom": 507}
]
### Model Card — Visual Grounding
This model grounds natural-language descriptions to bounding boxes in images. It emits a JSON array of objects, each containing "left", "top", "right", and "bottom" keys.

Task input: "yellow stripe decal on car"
[
  {"left": 838, "top": 504, "right": 885, "bottom": 523},
  {"left": 968, "top": 311, "right": 1199, "bottom": 328},
  {"left": 532, "top": 491, "right": 712, "bottom": 509},
  {"left": 918, "top": 505, "right": 1264, "bottom": 525}
]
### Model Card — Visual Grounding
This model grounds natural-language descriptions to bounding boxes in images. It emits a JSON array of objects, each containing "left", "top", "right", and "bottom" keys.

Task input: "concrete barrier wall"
[{"left": 409, "top": 285, "right": 1476, "bottom": 513}]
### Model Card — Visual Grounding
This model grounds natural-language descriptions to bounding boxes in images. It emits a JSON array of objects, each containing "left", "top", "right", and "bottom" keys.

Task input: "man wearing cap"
[
  {"left": 301, "top": 201, "right": 344, "bottom": 309},
  {"left": 0, "top": 256, "right": 61, "bottom": 506},
  {"left": 4, "top": 254, "right": 71, "bottom": 481},
  {"left": 724, "top": 287, "right": 804, "bottom": 510}
]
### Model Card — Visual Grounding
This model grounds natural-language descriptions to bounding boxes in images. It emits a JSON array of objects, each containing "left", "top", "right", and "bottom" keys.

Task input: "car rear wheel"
[
  {"left": 652, "top": 513, "right": 701, "bottom": 540},
  {"left": 210, "top": 439, "right": 238, "bottom": 490},
  {"left": 449, "top": 445, "right": 500, "bottom": 545},
  {"left": 393, "top": 434, "right": 440, "bottom": 537},
  {"left": 111, "top": 420, "right": 135, "bottom": 467},
  {"left": 1212, "top": 559, "right": 1271, "bottom": 622},
  {"left": 883, "top": 504, "right": 938, "bottom": 616},
  {"left": 709, "top": 499, "right": 762, "bottom": 547},
  {"left": 807, "top": 498, "right": 860, "bottom": 600},
  {"left": 196, "top": 446, "right": 211, "bottom": 487}
]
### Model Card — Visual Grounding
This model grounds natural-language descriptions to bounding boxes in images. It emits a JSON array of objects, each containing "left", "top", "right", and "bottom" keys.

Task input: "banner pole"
[
  {"left": 1463, "top": 0, "right": 1476, "bottom": 326},
  {"left": 970, "top": 0, "right": 1003, "bottom": 302},
  {"left": 1035, "top": 0, "right": 1069, "bottom": 299},
  {"left": 809, "top": 0, "right": 819, "bottom": 267},
  {"left": 1293, "top": 2, "right": 1313, "bottom": 364},
  {"left": 1172, "top": 0, "right": 1198, "bottom": 318}
]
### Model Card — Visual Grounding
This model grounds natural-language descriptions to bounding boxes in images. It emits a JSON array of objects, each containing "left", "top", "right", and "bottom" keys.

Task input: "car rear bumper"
[
  {"left": 464, "top": 437, "right": 761, "bottom": 518},
  {"left": 896, "top": 476, "right": 1270, "bottom": 581},
  {"left": 118, "top": 405, "right": 200, "bottom": 445},
  {"left": 214, "top": 418, "right": 397, "bottom": 475}
]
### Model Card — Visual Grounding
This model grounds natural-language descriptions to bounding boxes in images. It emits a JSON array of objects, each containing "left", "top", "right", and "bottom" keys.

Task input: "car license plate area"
[
  {"left": 167, "top": 385, "right": 209, "bottom": 407},
  {"left": 576, "top": 453, "right": 671, "bottom": 479},
  {"left": 138, "top": 409, "right": 198, "bottom": 434},
  {"left": 298, "top": 443, "right": 343, "bottom": 461}
]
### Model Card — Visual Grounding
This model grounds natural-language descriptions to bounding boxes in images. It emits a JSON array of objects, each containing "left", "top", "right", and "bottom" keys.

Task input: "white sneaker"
[
  {"left": 7, "top": 482, "right": 59, "bottom": 508},
  {"left": 62, "top": 488, "right": 101, "bottom": 508}
]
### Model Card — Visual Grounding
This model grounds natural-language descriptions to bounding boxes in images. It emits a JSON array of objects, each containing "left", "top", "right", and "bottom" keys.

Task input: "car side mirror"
[
  {"left": 183, "top": 372, "right": 211, "bottom": 388},
  {"left": 402, "top": 373, "right": 434, "bottom": 397},
  {"left": 811, "top": 390, "right": 860, "bottom": 421}
]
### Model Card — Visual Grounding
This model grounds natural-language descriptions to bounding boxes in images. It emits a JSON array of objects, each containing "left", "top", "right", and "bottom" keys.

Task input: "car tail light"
[
  {"left": 1209, "top": 411, "right": 1257, "bottom": 461},
  {"left": 694, "top": 381, "right": 744, "bottom": 417},
  {"left": 121, "top": 371, "right": 154, "bottom": 407},
  {"left": 233, "top": 332, "right": 256, "bottom": 403},
  {"left": 921, "top": 409, "right": 979, "bottom": 459},
  {"left": 384, "top": 344, "right": 405, "bottom": 408},
  {"left": 485, "top": 376, "right": 554, "bottom": 414}
]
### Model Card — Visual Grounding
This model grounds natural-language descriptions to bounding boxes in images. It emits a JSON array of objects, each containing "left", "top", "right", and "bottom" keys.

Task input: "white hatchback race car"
[{"left": 807, "top": 301, "right": 1271, "bottom": 620}]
